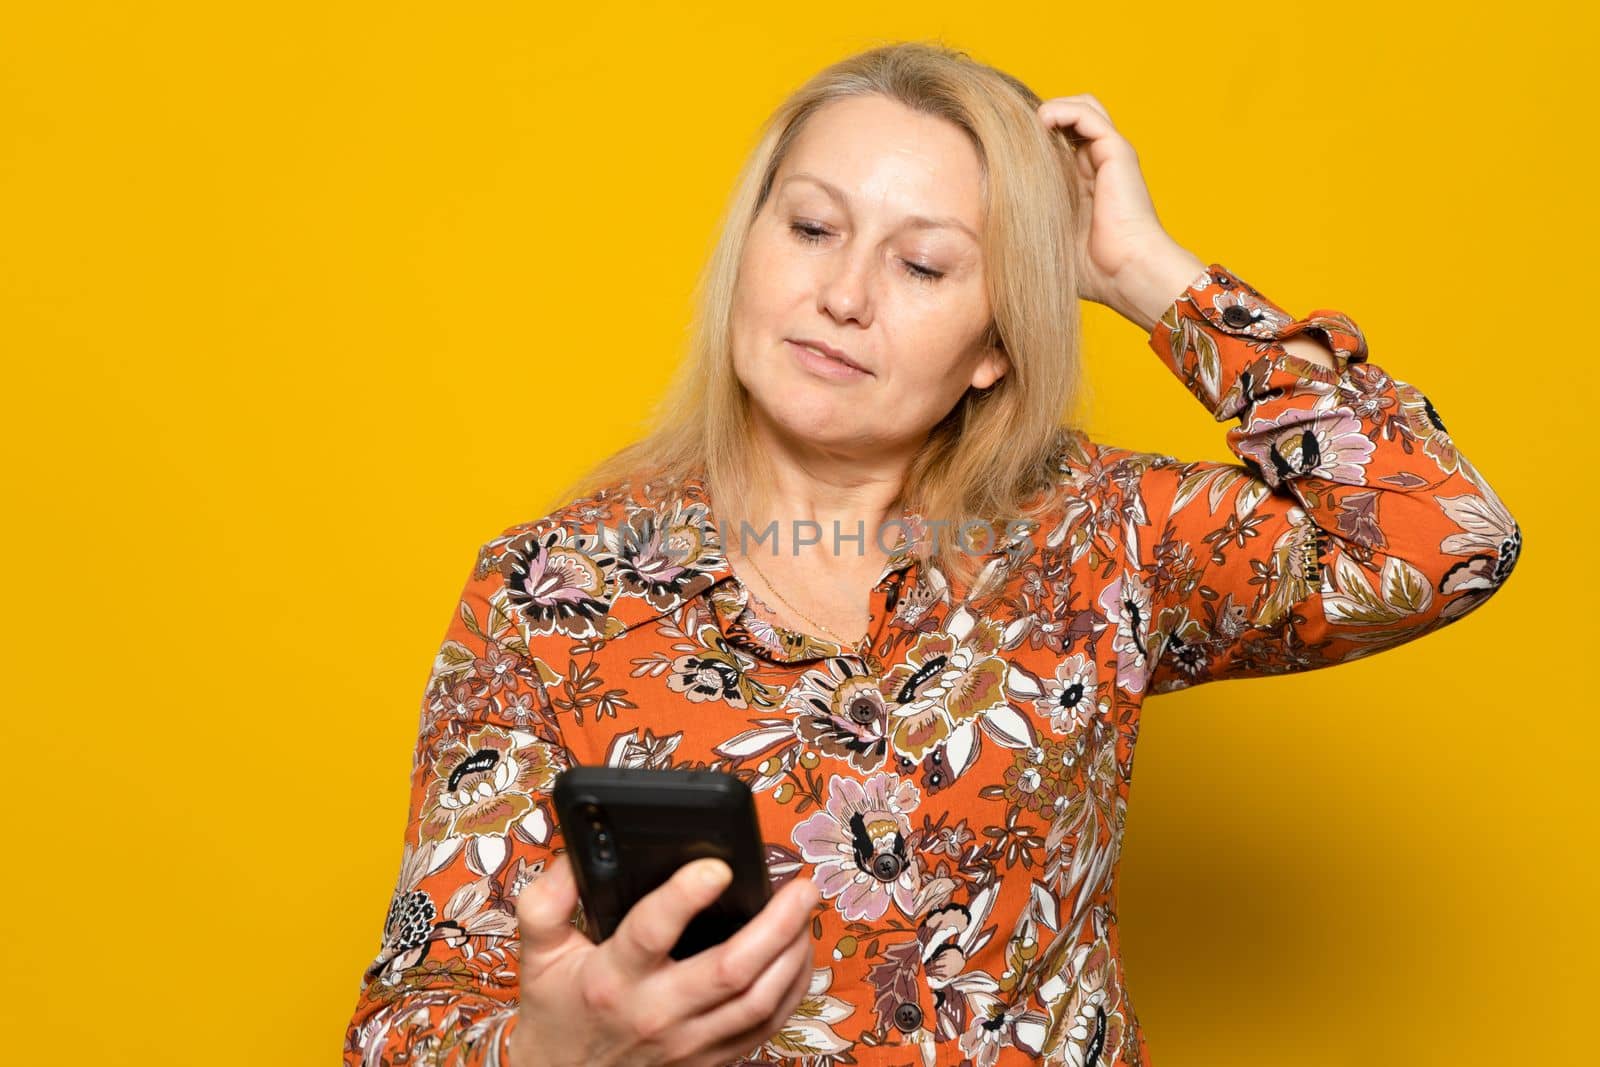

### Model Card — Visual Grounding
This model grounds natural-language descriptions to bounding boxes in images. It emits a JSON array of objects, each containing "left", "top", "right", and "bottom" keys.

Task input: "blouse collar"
[{"left": 595, "top": 468, "right": 924, "bottom": 658}]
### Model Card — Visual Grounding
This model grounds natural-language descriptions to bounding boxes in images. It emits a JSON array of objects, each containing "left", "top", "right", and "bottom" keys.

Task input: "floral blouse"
[{"left": 343, "top": 263, "right": 1521, "bottom": 1067}]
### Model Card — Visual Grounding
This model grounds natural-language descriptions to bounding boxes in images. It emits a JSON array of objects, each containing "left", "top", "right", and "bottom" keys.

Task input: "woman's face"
[{"left": 729, "top": 94, "right": 1009, "bottom": 461}]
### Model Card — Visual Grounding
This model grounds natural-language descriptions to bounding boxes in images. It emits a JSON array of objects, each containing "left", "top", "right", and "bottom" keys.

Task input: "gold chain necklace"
[{"left": 738, "top": 550, "right": 868, "bottom": 650}]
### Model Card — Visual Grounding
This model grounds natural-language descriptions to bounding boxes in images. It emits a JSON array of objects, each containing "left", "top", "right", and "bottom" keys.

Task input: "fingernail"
[{"left": 697, "top": 859, "right": 732, "bottom": 887}]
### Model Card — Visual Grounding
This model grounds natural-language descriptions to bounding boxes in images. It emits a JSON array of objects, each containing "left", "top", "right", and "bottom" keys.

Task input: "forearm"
[
  {"left": 1107, "top": 239, "right": 1206, "bottom": 334},
  {"left": 1141, "top": 261, "right": 1521, "bottom": 689},
  {"left": 1109, "top": 241, "right": 1338, "bottom": 371}
]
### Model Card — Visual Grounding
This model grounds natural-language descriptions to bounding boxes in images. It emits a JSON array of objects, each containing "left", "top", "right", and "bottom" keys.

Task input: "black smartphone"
[{"left": 551, "top": 766, "right": 773, "bottom": 960}]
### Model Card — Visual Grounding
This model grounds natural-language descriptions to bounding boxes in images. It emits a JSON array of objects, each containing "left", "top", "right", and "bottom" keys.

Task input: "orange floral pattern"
[{"left": 344, "top": 264, "right": 1520, "bottom": 1066}]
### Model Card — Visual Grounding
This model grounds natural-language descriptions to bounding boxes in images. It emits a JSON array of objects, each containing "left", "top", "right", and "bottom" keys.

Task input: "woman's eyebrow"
[{"left": 780, "top": 172, "right": 979, "bottom": 243}]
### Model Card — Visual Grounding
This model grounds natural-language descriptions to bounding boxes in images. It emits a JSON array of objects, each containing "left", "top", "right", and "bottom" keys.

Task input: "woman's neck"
[{"left": 721, "top": 423, "right": 913, "bottom": 572}]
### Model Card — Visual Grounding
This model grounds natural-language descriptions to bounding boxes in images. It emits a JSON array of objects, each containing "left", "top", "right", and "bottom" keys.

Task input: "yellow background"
[{"left": 3, "top": 3, "right": 1591, "bottom": 1063}]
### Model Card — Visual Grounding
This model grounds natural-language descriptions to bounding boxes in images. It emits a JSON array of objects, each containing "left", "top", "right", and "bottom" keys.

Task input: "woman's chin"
[{"left": 752, "top": 401, "right": 873, "bottom": 450}]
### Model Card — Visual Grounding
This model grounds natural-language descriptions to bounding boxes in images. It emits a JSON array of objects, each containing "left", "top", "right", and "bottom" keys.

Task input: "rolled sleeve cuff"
[{"left": 1148, "top": 262, "right": 1369, "bottom": 423}]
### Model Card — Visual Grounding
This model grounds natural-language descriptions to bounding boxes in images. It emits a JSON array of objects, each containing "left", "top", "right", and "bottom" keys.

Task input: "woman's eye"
[
  {"left": 789, "top": 222, "right": 829, "bottom": 244},
  {"left": 787, "top": 222, "right": 944, "bottom": 284}
]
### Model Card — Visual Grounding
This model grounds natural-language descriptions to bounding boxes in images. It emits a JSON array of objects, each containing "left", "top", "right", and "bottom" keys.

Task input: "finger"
[
  {"left": 1039, "top": 103, "right": 1099, "bottom": 184},
  {"left": 1077, "top": 92, "right": 1114, "bottom": 124},
  {"left": 1038, "top": 94, "right": 1116, "bottom": 129},
  {"left": 650, "top": 875, "right": 819, "bottom": 1018},
  {"left": 1036, "top": 99, "right": 1130, "bottom": 157},
  {"left": 1038, "top": 101, "right": 1137, "bottom": 192},
  {"left": 603, "top": 857, "right": 734, "bottom": 975},
  {"left": 764, "top": 932, "right": 816, "bottom": 1024},
  {"left": 689, "top": 954, "right": 814, "bottom": 1067},
  {"left": 670, "top": 922, "right": 815, "bottom": 1063},
  {"left": 518, "top": 853, "right": 581, "bottom": 958}
]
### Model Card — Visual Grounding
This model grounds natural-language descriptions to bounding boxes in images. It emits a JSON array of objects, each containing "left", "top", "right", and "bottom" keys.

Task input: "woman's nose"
[{"left": 815, "top": 256, "right": 873, "bottom": 325}]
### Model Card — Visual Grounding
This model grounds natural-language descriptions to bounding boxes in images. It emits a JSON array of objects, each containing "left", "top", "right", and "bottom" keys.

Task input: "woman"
[{"left": 344, "top": 42, "right": 1520, "bottom": 1067}]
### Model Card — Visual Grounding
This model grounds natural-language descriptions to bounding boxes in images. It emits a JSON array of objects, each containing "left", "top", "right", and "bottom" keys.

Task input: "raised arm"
[
  {"left": 1109, "top": 262, "right": 1520, "bottom": 695},
  {"left": 1026, "top": 97, "right": 1519, "bottom": 695}
]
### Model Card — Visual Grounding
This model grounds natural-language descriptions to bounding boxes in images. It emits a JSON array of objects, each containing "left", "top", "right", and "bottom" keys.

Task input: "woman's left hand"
[{"left": 1036, "top": 95, "right": 1188, "bottom": 314}]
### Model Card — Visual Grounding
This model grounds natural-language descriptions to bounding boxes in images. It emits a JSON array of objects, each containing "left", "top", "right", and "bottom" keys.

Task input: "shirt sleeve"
[
  {"left": 1125, "top": 262, "right": 1522, "bottom": 695},
  {"left": 343, "top": 532, "right": 571, "bottom": 1066}
]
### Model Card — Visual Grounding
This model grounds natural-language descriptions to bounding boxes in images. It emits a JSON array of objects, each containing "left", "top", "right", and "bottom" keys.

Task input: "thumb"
[{"left": 517, "top": 853, "right": 584, "bottom": 965}]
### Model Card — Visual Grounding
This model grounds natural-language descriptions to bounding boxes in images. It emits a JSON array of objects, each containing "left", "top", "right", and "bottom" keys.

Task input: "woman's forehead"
[{"left": 780, "top": 97, "right": 985, "bottom": 234}]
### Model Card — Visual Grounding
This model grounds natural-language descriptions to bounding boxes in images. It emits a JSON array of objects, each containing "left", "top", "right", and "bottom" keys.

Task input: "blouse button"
[
  {"left": 848, "top": 697, "right": 878, "bottom": 725},
  {"left": 870, "top": 852, "right": 905, "bottom": 880},
  {"left": 1221, "top": 305, "right": 1256, "bottom": 329},
  {"left": 893, "top": 1001, "right": 923, "bottom": 1032}
]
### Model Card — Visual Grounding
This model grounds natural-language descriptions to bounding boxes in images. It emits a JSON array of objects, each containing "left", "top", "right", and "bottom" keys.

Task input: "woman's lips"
[{"left": 788, "top": 339, "right": 871, "bottom": 380}]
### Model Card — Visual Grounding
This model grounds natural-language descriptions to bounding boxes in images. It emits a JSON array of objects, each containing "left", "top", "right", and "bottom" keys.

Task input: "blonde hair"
[{"left": 548, "top": 39, "right": 1091, "bottom": 593}]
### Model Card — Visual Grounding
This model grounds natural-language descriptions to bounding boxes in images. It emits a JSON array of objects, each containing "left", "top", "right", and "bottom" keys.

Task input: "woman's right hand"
[{"left": 506, "top": 852, "right": 821, "bottom": 1067}]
